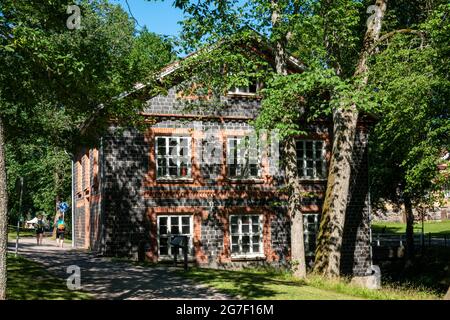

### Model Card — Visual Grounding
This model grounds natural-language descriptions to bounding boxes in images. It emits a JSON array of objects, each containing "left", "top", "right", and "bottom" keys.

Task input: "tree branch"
[{"left": 368, "top": 28, "right": 426, "bottom": 53}]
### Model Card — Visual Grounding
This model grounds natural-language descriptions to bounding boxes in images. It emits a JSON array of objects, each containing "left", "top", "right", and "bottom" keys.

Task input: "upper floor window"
[
  {"left": 227, "top": 136, "right": 261, "bottom": 179},
  {"left": 296, "top": 140, "right": 326, "bottom": 179},
  {"left": 155, "top": 136, "right": 191, "bottom": 179},
  {"left": 227, "top": 79, "right": 262, "bottom": 96}
]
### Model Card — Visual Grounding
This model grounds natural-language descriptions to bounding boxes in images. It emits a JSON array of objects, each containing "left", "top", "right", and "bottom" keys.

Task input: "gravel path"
[{"left": 8, "top": 237, "right": 233, "bottom": 300}]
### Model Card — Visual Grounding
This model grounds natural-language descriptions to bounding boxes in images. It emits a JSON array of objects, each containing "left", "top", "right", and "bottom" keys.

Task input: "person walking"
[
  {"left": 55, "top": 214, "right": 66, "bottom": 248},
  {"left": 34, "top": 214, "right": 45, "bottom": 246}
]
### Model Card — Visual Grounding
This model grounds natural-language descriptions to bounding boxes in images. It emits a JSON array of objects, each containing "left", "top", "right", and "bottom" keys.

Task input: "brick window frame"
[
  {"left": 296, "top": 139, "right": 327, "bottom": 180},
  {"left": 156, "top": 214, "right": 193, "bottom": 259},
  {"left": 229, "top": 214, "right": 264, "bottom": 259},
  {"left": 155, "top": 136, "right": 192, "bottom": 180},
  {"left": 226, "top": 136, "right": 262, "bottom": 180}
]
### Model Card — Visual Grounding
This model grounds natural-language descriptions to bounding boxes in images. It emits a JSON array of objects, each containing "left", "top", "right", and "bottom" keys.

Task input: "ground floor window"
[
  {"left": 230, "top": 214, "right": 264, "bottom": 257},
  {"left": 303, "top": 214, "right": 319, "bottom": 256},
  {"left": 157, "top": 215, "right": 193, "bottom": 257}
]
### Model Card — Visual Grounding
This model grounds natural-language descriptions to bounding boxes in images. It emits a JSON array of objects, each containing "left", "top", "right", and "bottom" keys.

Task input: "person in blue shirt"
[{"left": 55, "top": 214, "right": 66, "bottom": 248}]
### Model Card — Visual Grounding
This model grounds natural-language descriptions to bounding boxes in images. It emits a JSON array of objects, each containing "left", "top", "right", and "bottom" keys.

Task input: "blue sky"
[{"left": 111, "top": 0, "right": 185, "bottom": 37}]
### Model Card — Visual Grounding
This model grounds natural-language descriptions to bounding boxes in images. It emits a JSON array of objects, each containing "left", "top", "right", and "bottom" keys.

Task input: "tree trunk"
[
  {"left": 314, "top": 0, "right": 387, "bottom": 277},
  {"left": 0, "top": 116, "right": 8, "bottom": 300},
  {"left": 271, "top": 0, "right": 306, "bottom": 278},
  {"left": 404, "top": 196, "right": 415, "bottom": 260},
  {"left": 284, "top": 138, "right": 307, "bottom": 278}
]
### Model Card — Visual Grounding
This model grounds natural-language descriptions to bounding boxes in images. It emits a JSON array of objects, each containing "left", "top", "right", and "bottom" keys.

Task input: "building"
[{"left": 72, "top": 40, "right": 374, "bottom": 276}]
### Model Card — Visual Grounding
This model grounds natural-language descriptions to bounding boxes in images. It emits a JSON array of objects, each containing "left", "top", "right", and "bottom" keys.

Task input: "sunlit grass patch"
[{"left": 7, "top": 254, "right": 92, "bottom": 300}]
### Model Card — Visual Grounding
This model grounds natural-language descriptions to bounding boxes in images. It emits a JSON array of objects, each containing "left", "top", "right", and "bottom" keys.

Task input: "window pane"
[
  {"left": 231, "top": 236, "right": 239, "bottom": 246},
  {"left": 306, "top": 141, "right": 313, "bottom": 159},
  {"left": 182, "top": 226, "right": 190, "bottom": 234},
  {"left": 159, "top": 217, "right": 168, "bottom": 235},
  {"left": 182, "top": 217, "right": 190, "bottom": 225},
  {"left": 231, "top": 222, "right": 239, "bottom": 234},
  {"left": 296, "top": 141, "right": 304, "bottom": 157},
  {"left": 228, "top": 164, "right": 237, "bottom": 177},
  {"left": 157, "top": 159, "right": 167, "bottom": 176},
  {"left": 249, "top": 164, "right": 258, "bottom": 177},
  {"left": 315, "top": 161, "right": 323, "bottom": 178},
  {"left": 315, "top": 141, "right": 323, "bottom": 158},
  {"left": 171, "top": 217, "right": 179, "bottom": 234},
  {"left": 159, "top": 237, "right": 168, "bottom": 255},
  {"left": 180, "top": 162, "right": 188, "bottom": 177},
  {"left": 242, "top": 236, "right": 250, "bottom": 253},
  {"left": 252, "top": 236, "right": 260, "bottom": 253},
  {"left": 232, "top": 245, "right": 240, "bottom": 253},
  {"left": 159, "top": 225, "right": 167, "bottom": 235}
]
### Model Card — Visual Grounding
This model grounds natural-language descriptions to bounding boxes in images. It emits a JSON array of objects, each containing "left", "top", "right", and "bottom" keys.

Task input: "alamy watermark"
[
  {"left": 66, "top": 5, "right": 81, "bottom": 30},
  {"left": 66, "top": 265, "right": 81, "bottom": 290}
]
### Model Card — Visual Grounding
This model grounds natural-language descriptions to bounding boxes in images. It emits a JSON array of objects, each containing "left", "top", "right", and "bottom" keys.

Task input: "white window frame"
[
  {"left": 155, "top": 136, "right": 192, "bottom": 180},
  {"left": 227, "top": 80, "right": 262, "bottom": 96},
  {"left": 226, "top": 136, "right": 262, "bottom": 179},
  {"left": 296, "top": 139, "right": 327, "bottom": 180},
  {"left": 229, "top": 214, "right": 264, "bottom": 258},
  {"left": 157, "top": 215, "right": 194, "bottom": 258},
  {"left": 303, "top": 214, "right": 319, "bottom": 257}
]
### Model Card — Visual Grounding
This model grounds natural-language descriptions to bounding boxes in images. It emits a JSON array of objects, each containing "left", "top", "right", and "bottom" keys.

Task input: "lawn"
[
  {"left": 6, "top": 254, "right": 92, "bottom": 300},
  {"left": 178, "top": 267, "right": 440, "bottom": 300},
  {"left": 372, "top": 220, "right": 450, "bottom": 235}
]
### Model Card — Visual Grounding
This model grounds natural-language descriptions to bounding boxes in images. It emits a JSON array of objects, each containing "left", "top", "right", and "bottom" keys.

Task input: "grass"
[
  {"left": 372, "top": 220, "right": 450, "bottom": 235},
  {"left": 6, "top": 254, "right": 92, "bottom": 300},
  {"left": 177, "top": 267, "right": 441, "bottom": 300}
]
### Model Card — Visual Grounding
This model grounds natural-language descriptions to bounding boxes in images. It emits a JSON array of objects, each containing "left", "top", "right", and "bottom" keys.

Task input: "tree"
[
  {"left": 168, "top": 0, "right": 449, "bottom": 279},
  {"left": 0, "top": 0, "right": 173, "bottom": 299},
  {"left": 368, "top": 2, "right": 450, "bottom": 261},
  {"left": 168, "top": 0, "right": 308, "bottom": 278}
]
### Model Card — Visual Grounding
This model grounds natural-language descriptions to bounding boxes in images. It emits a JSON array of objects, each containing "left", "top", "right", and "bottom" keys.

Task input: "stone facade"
[{"left": 73, "top": 62, "right": 373, "bottom": 276}]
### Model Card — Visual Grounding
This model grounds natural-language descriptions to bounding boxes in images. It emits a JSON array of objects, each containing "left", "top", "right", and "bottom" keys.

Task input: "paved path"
[{"left": 8, "top": 237, "right": 233, "bottom": 300}]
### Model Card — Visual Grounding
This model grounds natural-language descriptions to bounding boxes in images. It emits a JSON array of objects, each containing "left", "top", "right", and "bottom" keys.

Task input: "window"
[
  {"left": 157, "top": 215, "right": 193, "bottom": 257},
  {"left": 230, "top": 215, "right": 263, "bottom": 257},
  {"left": 228, "top": 80, "right": 261, "bottom": 95},
  {"left": 227, "top": 136, "right": 261, "bottom": 179},
  {"left": 199, "top": 137, "right": 222, "bottom": 179},
  {"left": 155, "top": 136, "right": 191, "bottom": 179},
  {"left": 296, "top": 140, "right": 326, "bottom": 179},
  {"left": 303, "top": 214, "right": 319, "bottom": 257}
]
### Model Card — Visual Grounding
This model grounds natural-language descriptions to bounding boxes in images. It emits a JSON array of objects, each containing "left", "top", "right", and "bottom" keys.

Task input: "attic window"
[{"left": 227, "top": 80, "right": 262, "bottom": 96}]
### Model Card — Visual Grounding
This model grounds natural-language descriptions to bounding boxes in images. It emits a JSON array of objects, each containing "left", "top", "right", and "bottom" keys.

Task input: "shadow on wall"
[{"left": 102, "top": 128, "right": 151, "bottom": 260}]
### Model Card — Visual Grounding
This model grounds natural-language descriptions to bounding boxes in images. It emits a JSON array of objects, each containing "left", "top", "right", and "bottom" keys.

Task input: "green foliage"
[
  {"left": 0, "top": 0, "right": 174, "bottom": 221},
  {"left": 368, "top": 3, "right": 450, "bottom": 206}
]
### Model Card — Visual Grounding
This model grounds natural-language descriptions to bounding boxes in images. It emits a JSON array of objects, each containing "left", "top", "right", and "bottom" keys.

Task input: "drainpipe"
[{"left": 71, "top": 157, "right": 75, "bottom": 248}]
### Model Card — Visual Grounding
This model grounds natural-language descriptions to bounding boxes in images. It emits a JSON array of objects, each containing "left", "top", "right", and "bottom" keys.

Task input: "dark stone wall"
[
  {"left": 101, "top": 128, "right": 151, "bottom": 260},
  {"left": 270, "top": 207, "right": 291, "bottom": 264},
  {"left": 74, "top": 85, "right": 373, "bottom": 275}
]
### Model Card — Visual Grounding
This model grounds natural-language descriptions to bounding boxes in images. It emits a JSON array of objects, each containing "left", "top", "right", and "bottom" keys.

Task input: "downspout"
[
  {"left": 71, "top": 157, "right": 75, "bottom": 248},
  {"left": 99, "top": 136, "right": 106, "bottom": 255}
]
